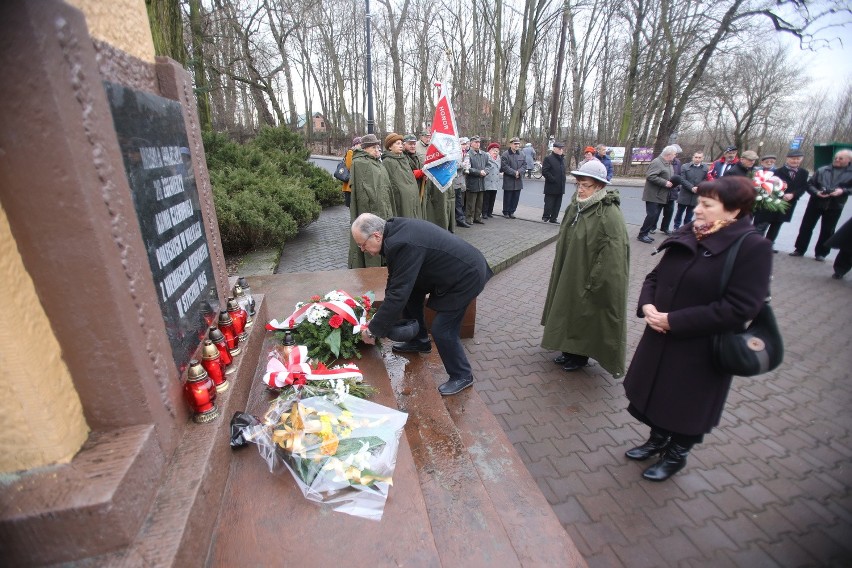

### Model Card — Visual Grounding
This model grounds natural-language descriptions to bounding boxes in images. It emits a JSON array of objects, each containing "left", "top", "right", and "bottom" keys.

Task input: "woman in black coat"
[{"left": 623, "top": 176, "right": 773, "bottom": 481}]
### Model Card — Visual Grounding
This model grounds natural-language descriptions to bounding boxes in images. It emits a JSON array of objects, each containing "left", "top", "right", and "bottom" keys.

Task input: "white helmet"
[{"left": 569, "top": 160, "right": 610, "bottom": 185}]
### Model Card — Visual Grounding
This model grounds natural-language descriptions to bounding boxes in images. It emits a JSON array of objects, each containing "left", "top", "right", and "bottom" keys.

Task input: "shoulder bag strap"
[{"left": 719, "top": 231, "right": 754, "bottom": 294}]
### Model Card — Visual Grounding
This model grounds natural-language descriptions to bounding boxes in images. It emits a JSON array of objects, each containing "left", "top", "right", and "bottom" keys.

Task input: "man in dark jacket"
[
  {"left": 674, "top": 151, "right": 708, "bottom": 229},
  {"left": 501, "top": 137, "right": 525, "bottom": 218},
  {"left": 353, "top": 213, "right": 493, "bottom": 395},
  {"left": 595, "top": 144, "right": 614, "bottom": 181},
  {"left": 707, "top": 146, "right": 739, "bottom": 180},
  {"left": 464, "top": 136, "right": 489, "bottom": 224},
  {"left": 541, "top": 141, "right": 566, "bottom": 223},
  {"left": 754, "top": 150, "right": 808, "bottom": 250},
  {"left": 790, "top": 149, "right": 852, "bottom": 260}
]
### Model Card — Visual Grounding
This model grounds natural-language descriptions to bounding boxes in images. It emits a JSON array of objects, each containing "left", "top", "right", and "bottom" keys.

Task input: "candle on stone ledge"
[
  {"left": 208, "top": 326, "right": 234, "bottom": 370},
  {"left": 184, "top": 359, "right": 218, "bottom": 423},
  {"left": 237, "top": 276, "right": 256, "bottom": 317},
  {"left": 200, "top": 339, "right": 228, "bottom": 392},
  {"left": 218, "top": 310, "right": 240, "bottom": 356},
  {"left": 227, "top": 297, "right": 248, "bottom": 342},
  {"left": 233, "top": 284, "right": 254, "bottom": 329}
]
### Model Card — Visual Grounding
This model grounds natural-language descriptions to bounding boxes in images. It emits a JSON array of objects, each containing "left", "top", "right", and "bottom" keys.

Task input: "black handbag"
[
  {"left": 712, "top": 232, "right": 784, "bottom": 376},
  {"left": 333, "top": 160, "right": 350, "bottom": 182}
]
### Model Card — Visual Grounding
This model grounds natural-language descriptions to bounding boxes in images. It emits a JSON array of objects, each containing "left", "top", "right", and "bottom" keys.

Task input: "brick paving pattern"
[{"left": 276, "top": 202, "right": 852, "bottom": 567}]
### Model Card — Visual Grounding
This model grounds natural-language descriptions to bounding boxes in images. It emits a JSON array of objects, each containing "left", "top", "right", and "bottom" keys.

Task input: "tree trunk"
[
  {"left": 188, "top": 0, "right": 212, "bottom": 131},
  {"left": 146, "top": 0, "right": 185, "bottom": 63},
  {"left": 549, "top": 0, "right": 569, "bottom": 139},
  {"left": 489, "top": 0, "right": 503, "bottom": 142},
  {"left": 507, "top": 0, "right": 546, "bottom": 138}
]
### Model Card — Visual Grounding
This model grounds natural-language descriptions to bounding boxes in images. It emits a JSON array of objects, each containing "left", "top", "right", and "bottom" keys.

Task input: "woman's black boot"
[
  {"left": 642, "top": 442, "right": 693, "bottom": 482},
  {"left": 625, "top": 429, "right": 670, "bottom": 461}
]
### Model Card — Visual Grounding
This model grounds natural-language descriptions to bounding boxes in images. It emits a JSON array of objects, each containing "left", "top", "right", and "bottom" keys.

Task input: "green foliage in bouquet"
[{"left": 281, "top": 436, "right": 387, "bottom": 486}]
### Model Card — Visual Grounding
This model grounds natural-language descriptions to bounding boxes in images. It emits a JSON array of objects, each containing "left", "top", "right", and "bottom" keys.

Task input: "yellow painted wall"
[
  {"left": 65, "top": 0, "right": 156, "bottom": 63},
  {"left": 0, "top": 203, "right": 89, "bottom": 474}
]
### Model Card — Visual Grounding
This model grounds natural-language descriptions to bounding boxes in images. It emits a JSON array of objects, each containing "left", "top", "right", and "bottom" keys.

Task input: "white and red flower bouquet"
[
  {"left": 752, "top": 170, "right": 789, "bottom": 213},
  {"left": 267, "top": 290, "right": 376, "bottom": 365}
]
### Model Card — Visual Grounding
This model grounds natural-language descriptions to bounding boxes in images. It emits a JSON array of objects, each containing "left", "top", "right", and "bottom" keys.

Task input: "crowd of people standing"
[
  {"left": 338, "top": 133, "right": 851, "bottom": 482},
  {"left": 635, "top": 144, "right": 852, "bottom": 279},
  {"left": 344, "top": 131, "right": 567, "bottom": 268}
]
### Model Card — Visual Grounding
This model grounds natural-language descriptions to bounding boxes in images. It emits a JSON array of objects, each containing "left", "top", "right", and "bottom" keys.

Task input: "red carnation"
[
  {"left": 329, "top": 314, "right": 344, "bottom": 329},
  {"left": 361, "top": 296, "right": 371, "bottom": 310},
  {"left": 345, "top": 298, "right": 357, "bottom": 308},
  {"left": 311, "top": 295, "right": 321, "bottom": 302}
]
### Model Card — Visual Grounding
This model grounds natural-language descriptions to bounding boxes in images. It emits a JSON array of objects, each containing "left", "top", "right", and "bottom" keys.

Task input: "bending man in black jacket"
[{"left": 353, "top": 213, "right": 493, "bottom": 395}]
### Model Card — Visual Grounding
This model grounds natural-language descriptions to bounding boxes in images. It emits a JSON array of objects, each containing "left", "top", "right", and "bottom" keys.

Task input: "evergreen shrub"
[{"left": 203, "top": 127, "right": 342, "bottom": 253}]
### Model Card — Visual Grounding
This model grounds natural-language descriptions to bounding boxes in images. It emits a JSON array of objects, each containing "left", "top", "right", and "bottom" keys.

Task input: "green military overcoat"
[
  {"left": 540, "top": 189, "right": 630, "bottom": 377},
  {"left": 349, "top": 149, "right": 393, "bottom": 268},
  {"left": 404, "top": 150, "right": 427, "bottom": 218},
  {"left": 383, "top": 151, "right": 422, "bottom": 219}
]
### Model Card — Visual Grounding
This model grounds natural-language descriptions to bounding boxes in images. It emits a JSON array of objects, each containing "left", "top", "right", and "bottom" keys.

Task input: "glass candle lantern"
[
  {"left": 208, "top": 326, "right": 234, "bottom": 369},
  {"left": 227, "top": 297, "right": 248, "bottom": 342},
  {"left": 217, "top": 310, "right": 240, "bottom": 356},
  {"left": 200, "top": 339, "right": 228, "bottom": 392},
  {"left": 184, "top": 359, "right": 218, "bottom": 423},
  {"left": 237, "top": 276, "right": 256, "bottom": 317},
  {"left": 233, "top": 284, "right": 254, "bottom": 329}
]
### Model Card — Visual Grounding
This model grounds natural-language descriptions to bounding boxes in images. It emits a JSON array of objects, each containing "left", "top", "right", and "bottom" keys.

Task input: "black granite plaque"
[{"left": 104, "top": 82, "right": 219, "bottom": 373}]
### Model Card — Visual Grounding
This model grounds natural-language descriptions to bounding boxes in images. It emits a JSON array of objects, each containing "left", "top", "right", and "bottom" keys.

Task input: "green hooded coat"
[
  {"left": 383, "top": 151, "right": 422, "bottom": 219},
  {"left": 540, "top": 189, "right": 630, "bottom": 377},
  {"left": 405, "top": 150, "right": 427, "bottom": 218},
  {"left": 348, "top": 149, "right": 393, "bottom": 268}
]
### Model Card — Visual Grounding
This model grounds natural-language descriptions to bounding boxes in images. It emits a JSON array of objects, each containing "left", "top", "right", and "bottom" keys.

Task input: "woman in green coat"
[
  {"left": 348, "top": 134, "right": 393, "bottom": 268},
  {"left": 382, "top": 133, "right": 422, "bottom": 219},
  {"left": 540, "top": 160, "right": 630, "bottom": 378}
]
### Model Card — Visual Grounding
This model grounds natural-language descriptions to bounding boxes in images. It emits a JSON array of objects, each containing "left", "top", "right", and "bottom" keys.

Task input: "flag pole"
[{"left": 365, "top": 0, "right": 375, "bottom": 134}]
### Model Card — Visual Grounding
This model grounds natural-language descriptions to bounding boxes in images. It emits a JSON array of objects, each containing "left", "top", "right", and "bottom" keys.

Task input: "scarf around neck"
[
  {"left": 569, "top": 188, "right": 608, "bottom": 225},
  {"left": 693, "top": 218, "right": 736, "bottom": 240}
]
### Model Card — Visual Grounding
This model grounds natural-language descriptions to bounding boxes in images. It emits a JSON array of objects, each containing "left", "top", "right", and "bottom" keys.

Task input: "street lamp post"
[{"left": 365, "top": 0, "right": 375, "bottom": 134}]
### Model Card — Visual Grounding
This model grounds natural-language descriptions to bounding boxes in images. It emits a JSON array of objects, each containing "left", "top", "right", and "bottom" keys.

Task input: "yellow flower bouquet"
[{"left": 241, "top": 393, "right": 408, "bottom": 521}]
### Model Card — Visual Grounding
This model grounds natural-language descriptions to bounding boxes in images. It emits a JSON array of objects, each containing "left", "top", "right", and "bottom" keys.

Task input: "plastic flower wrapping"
[
  {"left": 232, "top": 393, "right": 408, "bottom": 521},
  {"left": 267, "top": 290, "right": 376, "bottom": 365},
  {"left": 752, "top": 170, "right": 789, "bottom": 213}
]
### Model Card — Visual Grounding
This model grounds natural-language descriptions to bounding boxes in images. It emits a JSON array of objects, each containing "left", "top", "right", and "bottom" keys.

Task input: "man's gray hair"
[
  {"left": 352, "top": 213, "right": 386, "bottom": 238},
  {"left": 661, "top": 145, "right": 680, "bottom": 156},
  {"left": 835, "top": 149, "right": 852, "bottom": 160}
]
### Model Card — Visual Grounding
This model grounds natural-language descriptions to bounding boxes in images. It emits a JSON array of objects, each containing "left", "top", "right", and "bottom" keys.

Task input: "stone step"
[
  {"left": 211, "top": 268, "right": 586, "bottom": 567},
  {"left": 390, "top": 347, "right": 585, "bottom": 567}
]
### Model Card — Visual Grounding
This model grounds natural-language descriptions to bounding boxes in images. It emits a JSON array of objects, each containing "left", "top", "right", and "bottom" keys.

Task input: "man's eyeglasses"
[{"left": 356, "top": 233, "right": 374, "bottom": 251}]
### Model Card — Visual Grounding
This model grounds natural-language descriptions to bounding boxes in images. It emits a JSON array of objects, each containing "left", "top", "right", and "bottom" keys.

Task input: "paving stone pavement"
[
  {"left": 275, "top": 200, "right": 560, "bottom": 274},
  {"left": 275, "top": 203, "right": 852, "bottom": 567}
]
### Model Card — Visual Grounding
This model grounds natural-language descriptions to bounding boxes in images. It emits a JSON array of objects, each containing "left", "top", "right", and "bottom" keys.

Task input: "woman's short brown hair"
[{"left": 696, "top": 176, "right": 755, "bottom": 218}]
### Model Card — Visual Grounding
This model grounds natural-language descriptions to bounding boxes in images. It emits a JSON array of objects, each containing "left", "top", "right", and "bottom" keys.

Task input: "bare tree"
[
  {"left": 506, "top": 0, "right": 555, "bottom": 138},
  {"left": 706, "top": 43, "right": 803, "bottom": 150}
]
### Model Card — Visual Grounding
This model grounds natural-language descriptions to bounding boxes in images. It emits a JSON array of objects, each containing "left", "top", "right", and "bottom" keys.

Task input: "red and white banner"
[{"left": 422, "top": 81, "right": 462, "bottom": 193}]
